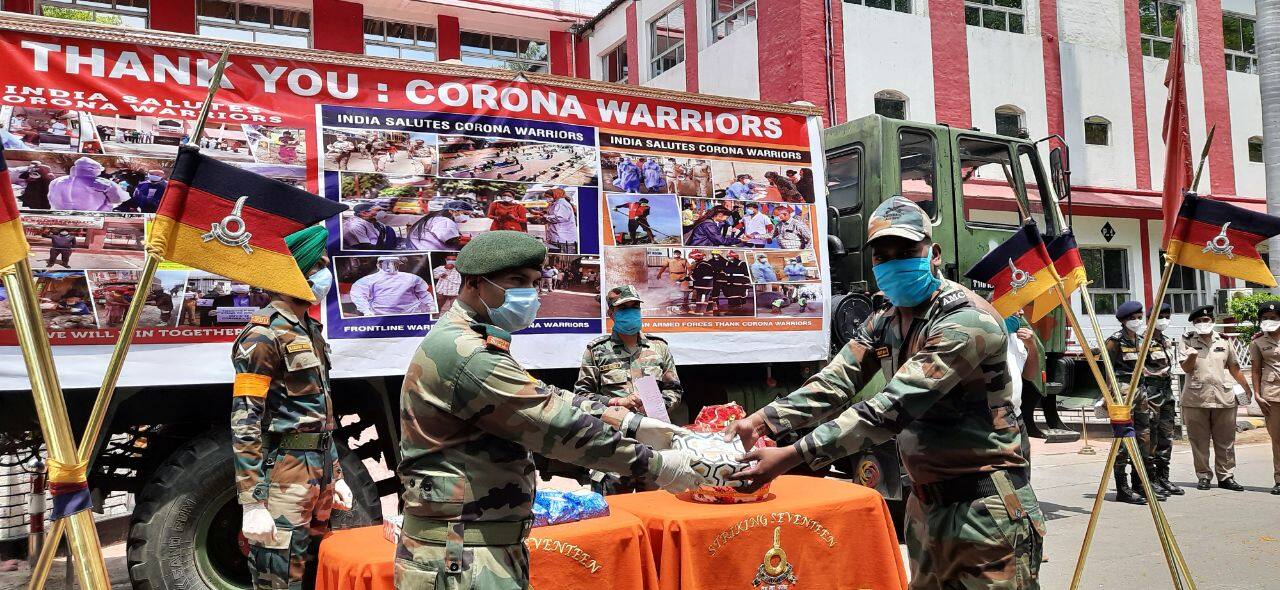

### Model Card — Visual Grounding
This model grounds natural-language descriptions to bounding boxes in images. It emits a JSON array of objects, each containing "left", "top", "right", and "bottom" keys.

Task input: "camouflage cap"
[
  {"left": 606, "top": 285, "right": 642, "bottom": 308},
  {"left": 867, "top": 196, "right": 931, "bottom": 245},
  {"left": 454, "top": 230, "right": 547, "bottom": 276}
]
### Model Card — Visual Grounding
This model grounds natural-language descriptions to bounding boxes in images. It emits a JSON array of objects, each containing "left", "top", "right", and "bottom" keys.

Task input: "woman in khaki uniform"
[
  {"left": 1179, "top": 305, "right": 1253, "bottom": 491},
  {"left": 1247, "top": 301, "right": 1280, "bottom": 495}
]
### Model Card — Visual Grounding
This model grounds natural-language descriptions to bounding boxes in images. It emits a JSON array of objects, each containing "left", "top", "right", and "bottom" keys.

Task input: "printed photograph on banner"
[
  {"left": 322, "top": 127, "right": 437, "bottom": 175},
  {"left": 21, "top": 211, "right": 146, "bottom": 271},
  {"left": 599, "top": 152, "right": 713, "bottom": 197},
  {"left": 337, "top": 172, "right": 435, "bottom": 205},
  {"left": 85, "top": 269, "right": 188, "bottom": 328},
  {"left": 604, "top": 193, "right": 681, "bottom": 246},
  {"left": 535, "top": 254, "right": 601, "bottom": 319},
  {"left": 0, "top": 106, "right": 101, "bottom": 154},
  {"left": 3, "top": 149, "right": 174, "bottom": 213},
  {"left": 427, "top": 252, "right": 462, "bottom": 314},
  {"left": 93, "top": 115, "right": 253, "bottom": 162},
  {"left": 603, "top": 247, "right": 754, "bottom": 317},
  {"left": 335, "top": 254, "right": 438, "bottom": 319},
  {"left": 682, "top": 198, "right": 815, "bottom": 249},
  {"left": 437, "top": 136, "right": 597, "bottom": 185},
  {"left": 711, "top": 161, "right": 814, "bottom": 203},
  {"left": 756, "top": 282, "right": 823, "bottom": 318},
  {"left": 0, "top": 271, "right": 95, "bottom": 331},
  {"left": 749, "top": 250, "right": 820, "bottom": 283},
  {"left": 178, "top": 272, "right": 271, "bottom": 327},
  {"left": 234, "top": 161, "right": 307, "bottom": 189},
  {"left": 245, "top": 125, "right": 307, "bottom": 166}
]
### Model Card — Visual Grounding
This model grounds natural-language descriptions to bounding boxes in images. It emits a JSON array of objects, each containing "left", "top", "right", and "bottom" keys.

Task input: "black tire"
[{"left": 127, "top": 429, "right": 381, "bottom": 590}]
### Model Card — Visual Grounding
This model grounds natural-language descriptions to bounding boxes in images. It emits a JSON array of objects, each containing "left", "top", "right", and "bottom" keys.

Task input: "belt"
[
  {"left": 263, "top": 431, "right": 331, "bottom": 451},
  {"left": 911, "top": 468, "right": 1029, "bottom": 506},
  {"left": 402, "top": 515, "right": 532, "bottom": 546}
]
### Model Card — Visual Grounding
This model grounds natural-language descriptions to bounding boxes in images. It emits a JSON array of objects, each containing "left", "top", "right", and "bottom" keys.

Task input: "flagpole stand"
[
  {"left": 1077, "top": 406, "right": 1096, "bottom": 455},
  {"left": 0, "top": 260, "right": 111, "bottom": 589}
]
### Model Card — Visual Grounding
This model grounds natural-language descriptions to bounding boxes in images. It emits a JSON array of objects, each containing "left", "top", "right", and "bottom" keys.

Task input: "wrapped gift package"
[
  {"left": 679, "top": 403, "right": 776, "bottom": 503},
  {"left": 532, "top": 489, "right": 610, "bottom": 528}
]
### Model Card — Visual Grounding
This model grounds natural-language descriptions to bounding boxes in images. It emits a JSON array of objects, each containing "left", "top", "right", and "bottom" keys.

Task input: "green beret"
[
  {"left": 285, "top": 225, "right": 328, "bottom": 273},
  {"left": 455, "top": 230, "right": 547, "bottom": 276}
]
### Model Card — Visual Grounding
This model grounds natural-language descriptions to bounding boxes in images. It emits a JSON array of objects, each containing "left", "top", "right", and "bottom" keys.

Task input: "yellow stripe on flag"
[
  {"left": 991, "top": 266, "right": 1058, "bottom": 318},
  {"left": 1029, "top": 267, "right": 1085, "bottom": 321},
  {"left": 0, "top": 217, "right": 27, "bottom": 269},
  {"left": 151, "top": 216, "right": 313, "bottom": 300},
  {"left": 1168, "top": 239, "right": 1277, "bottom": 287}
]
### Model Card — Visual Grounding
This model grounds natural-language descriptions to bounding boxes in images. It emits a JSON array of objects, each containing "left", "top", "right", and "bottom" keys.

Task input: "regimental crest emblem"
[
  {"left": 202, "top": 195, "right": 254, "bottom": 254},
  {"left": 1007, "top": 258, "right": 1034, "bottom": 293},
  {"left": 1202, "top": 222, "right": 1235, "bottom": 260},
  {"left": 752, "top": 527, "right": 797, "bottom": 589}
]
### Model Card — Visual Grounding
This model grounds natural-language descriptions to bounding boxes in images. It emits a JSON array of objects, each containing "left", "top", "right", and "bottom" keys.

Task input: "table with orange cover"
[
  {"left": 606, "top": 475, "right": 908, "bottom": 590},
  {"left": 315, "top": 510, "right": 659, "bottom": 590}
]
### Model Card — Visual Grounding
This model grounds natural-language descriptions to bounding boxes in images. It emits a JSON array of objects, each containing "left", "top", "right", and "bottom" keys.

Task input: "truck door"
[{"left": 948, "top": 136, "right": 1030, "bottom": 284}]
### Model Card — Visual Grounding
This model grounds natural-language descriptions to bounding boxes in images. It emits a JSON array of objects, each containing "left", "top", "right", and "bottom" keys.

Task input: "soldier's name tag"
[
  {"left": 1121, "top": 347, "right": 1137, "bottom": 354},
  {"left": 601, "top": 362, "right": 624, "bottom": 371},
  {"left": 875, "top": 347, "right": 891, "bottom": 359},
  {"left": 485, "top": 335, "right": 510, "bottom": 352},
  {"left": 286, "top": 340, "right": 313, "bottom": 353},
  {"left": 1123, "top": 353, "right": 1139, "bottom": 361},
  {"left": 249, "top": 315, "right": 271, "bottom": 326},
  {"left": 1213, "top": 345, "right": 1227, "bottom": 353}
]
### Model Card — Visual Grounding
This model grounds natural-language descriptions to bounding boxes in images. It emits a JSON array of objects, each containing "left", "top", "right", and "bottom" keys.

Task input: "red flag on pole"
[{"left": 1160, "top": 14, "right": 1192, "bottom": 249}]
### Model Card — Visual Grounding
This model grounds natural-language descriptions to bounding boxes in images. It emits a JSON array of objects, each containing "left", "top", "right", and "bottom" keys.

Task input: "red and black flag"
[
  {"left": 0, "top": 147, "right": 28, "bottom": 269},
  {"left": 1029, "top": 231, "right": 1087, "bottom": 321},
  {"left": 1167, "top": 193, "right": 1280, "bottom": 287},
  {"left": 148, "top": 147, "right": 346, "bottom": 301},
  {"left": 964, "top": 222, "right": 1058, "bottom": 318}
]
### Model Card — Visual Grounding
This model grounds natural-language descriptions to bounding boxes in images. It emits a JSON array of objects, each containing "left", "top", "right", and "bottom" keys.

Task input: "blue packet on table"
[{"left": 531, "top": 489, "right": 609, "bottom": 528}]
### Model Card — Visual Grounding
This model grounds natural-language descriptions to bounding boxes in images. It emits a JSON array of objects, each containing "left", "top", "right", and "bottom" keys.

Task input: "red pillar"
[
  {"left": 625, "top": 3, "right": 639, "bottom": 85},
  {"left": 149, "top": 0, "right": 195, "bottom": 34},
  {"left": 928, "top": 0, "right": 971, "bottom": 128},
  {"left": 1122, "top": 0, "right": 1153, "bottom": 190},
  {"left": 573, "top": 35, "right": 591, "bottom": 79},
  {"left": 311, "top": 0, "right": 363, "bottom": 53},
  {"left": 1139, "top": 219, "right": 1154, "bottom": 308},
  {"left": 4, "top": 0, "right": 34, "bottom": 14},
  {"left": 438, "top": 15, "right": 461, "bottom": 62},
  {"left": 1040, "top": 0, "right": 1064, "bottom": 137},
  {"left": 1195, "top": 1, "right": 1237, "bottom": 195},
  {"left": 756, "top": 0, "right": 845, "bottom": 125},
  {"left": 682, "top": 0, "right": 699, "bottom": 93},
  {"left": 549, "top": 31, "right": 573, "bottom": 76}
]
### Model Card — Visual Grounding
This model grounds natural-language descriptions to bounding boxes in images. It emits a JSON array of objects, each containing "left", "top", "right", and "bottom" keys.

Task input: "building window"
[
  {"left": 1084, "top": 116, "right": 1111, "bottom": 146},
  {"left": 601, "top": 43, "right": 628, "bottom": 84},
  {"left": 844, "top": 0, "right": 912, "bottom": 13},
  {"left": 1160, "top": 254, "right": 1206, "bottom": 313},
  {"left": 197, "top": 0, "right": 311, "bottom": 48},
  {"left": 964, "top": 0, "right": 1024, "bottom": 33},
  {"left": 995, "top": 105, "right": 1025, "bottom": 138},
  {"left": 711, "top": 0, "right": 756, "bottom": 42},
  {"left": 1081, "top": 248, "right": 1130, "bottom": 316},
  {"left": 459, "top": 32, "right": 548, "bottom": 73},
  {"left": 650, "top": 6, "right": 686, "bottom": 78},
  {"left": 1249, "top": 136, "right": 1264, "bottom": 163},
  {"left": 39, "top": 0, "right": 147, "bottom": 28},
  {"left": 1224, "top": 12, "right": 1258, "bottom": 74},
  {"left": 364, "top": 18, "right": 436, "bottom": 62},
  {"left": 1138, "top": 0, "right": 1180, "bottom": 59},
  {"left": 874, "top": 90, "right": 908, "bottom": 120}
]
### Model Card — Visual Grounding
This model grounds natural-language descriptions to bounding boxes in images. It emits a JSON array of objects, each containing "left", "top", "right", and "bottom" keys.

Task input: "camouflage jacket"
[
  {"left": 230, "top": 300, "right": 340, "bottom": 505},
  {"left": 761, "top": 279, "right": 1026, "bottom": 484},
  {"left": 574, "top": 333, "right": 682, "bottom": 410},
  {"left": 397, "top": 302, "right": 658, "bottom": 525}
]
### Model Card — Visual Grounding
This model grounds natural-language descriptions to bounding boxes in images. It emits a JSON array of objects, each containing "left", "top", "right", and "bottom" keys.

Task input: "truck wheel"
[{"left": 127, "top": 430, "right": 382, "bottom": 590}]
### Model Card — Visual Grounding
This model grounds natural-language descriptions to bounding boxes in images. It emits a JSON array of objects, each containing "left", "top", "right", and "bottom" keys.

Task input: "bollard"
[{"left": 26, "top": 458, "right": 45, "bottom": 568}]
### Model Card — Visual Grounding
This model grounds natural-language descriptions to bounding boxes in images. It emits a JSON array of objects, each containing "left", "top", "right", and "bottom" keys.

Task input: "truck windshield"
[{"left": 826, "top": 146, "right": 862, "bottom": 214}]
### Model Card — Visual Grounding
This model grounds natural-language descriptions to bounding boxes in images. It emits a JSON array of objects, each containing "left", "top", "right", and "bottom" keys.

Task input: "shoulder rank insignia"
[
  {"left": 286, "top": 340, "right": 313, "bottom": 353},
  {"left": 485, "top": 335, "right": 511, "bottom": 352},
  {"left": 249, "top": 315, "right": 271, "bottom": 326}
]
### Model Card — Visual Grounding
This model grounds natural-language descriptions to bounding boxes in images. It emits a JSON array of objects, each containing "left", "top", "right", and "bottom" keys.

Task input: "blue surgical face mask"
[
  {"left": 308, "top": 267, "right": 333, "bottom": 303},
  {"left": 1004, "top": 316, "right": 1022, "bottom": 334},
  {"left": 482, "top": 277, "right": 540, "bottom": 332},
  {"left": 872, "top": 256, "right": 941, "bottom": 308},
  {"left": 613, "top": 307, "right": 642, "bottom": 335}
]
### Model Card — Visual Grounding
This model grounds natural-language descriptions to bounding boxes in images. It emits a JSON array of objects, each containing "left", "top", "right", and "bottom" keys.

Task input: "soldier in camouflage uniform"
[
  {"left": 232, "top": 226, "right": 354, "bottom": 589},
  {"left": 729, "top": 197, "right": 1045, "bottom": 590},
  {"left": 395, "top": 231, "right": 713, "bottom": 589},
  {"left": 1104, "top": 300, "right": 1166, "bottom": 504},
  {"left": 575, "top": 285, "right": 682, "bottom": 412},
  {"left": 1147, "top": 303, "right": 1184, "bottom": 496}
]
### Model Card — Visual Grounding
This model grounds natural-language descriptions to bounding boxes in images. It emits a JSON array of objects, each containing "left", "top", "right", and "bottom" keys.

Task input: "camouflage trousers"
[
  {"left": 248, "top": 446, "right": 337, "bottom": 589},
  {"left": 394, "top": 533, "right": 529, "bottom": 589},
  {"left": 905, "top": 475, "right": 1046, "bottom": 589}
]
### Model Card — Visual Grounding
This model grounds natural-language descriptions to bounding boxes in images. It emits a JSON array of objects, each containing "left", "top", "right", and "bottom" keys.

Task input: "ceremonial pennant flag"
[
  {"left": 47, "top": 459, "right": 91, "bottom": 520},
  {"left": 1167, "top": 193, "right": 1280, "bottom": 287},
  {"left": 1160, "top": 15, "right": 1192, "bottom": 248},
  {"left": 0, "top": 149, "right": 29, "bottom": 269},
  {"left": 148, "top": 147, "right": 346, "bottom": 301},
  {"left": 964, "top": 223, "right": 1058, "bottom": 318},
  {"left": 1029, "top": 231, "right": 1087, "bottom": 321}
]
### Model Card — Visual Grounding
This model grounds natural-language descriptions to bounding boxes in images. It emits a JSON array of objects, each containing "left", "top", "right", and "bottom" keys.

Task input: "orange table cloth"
[
  {"left": 315, "top": 510, "right": 659, "bottom": 590},
  {"left": 607, "top": 475, "right": 908, "bottom": 590}
]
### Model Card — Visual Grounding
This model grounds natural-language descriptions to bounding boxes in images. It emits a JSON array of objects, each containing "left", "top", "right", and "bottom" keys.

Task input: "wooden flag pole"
[
  {"left": 1, "top": 260, "right": 112, "bottom": 589},
  {"left": 26, "top": 49, "right": 231, "bottom": 589}
]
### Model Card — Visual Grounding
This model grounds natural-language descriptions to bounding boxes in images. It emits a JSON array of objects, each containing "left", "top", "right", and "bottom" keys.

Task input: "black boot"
[
  {"left": 1157, "top": 464, "right": 1184, "bottom": 496},
  {"left": 1133, "top": 470, "right": 1167, "bottom": 501},
  {"left": 1113, "top": 465, "right": 1146, "bottom": 504},
  {"left": 1021, "top": 388, "right": 1047, "bottom": 439}
]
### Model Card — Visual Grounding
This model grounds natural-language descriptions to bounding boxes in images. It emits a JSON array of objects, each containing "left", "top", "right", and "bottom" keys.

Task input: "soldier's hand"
[
  {"left": 729, "top": 445, "right": 803, "bottom": 493},
  {"left": 631, "top": 416, "right": 690, "bottom": 450},
  {"left": 654, "top": 449, "right": 702, "bottom": 493},
  {"left": 724, "top": 411, "right": 769, "bottom": 449},
  {"left": 1016, "top": 327, "right": 1034, "bottom": 341},
  {"left": 241, "top": 503, "right": 277, "bottom": 545},
  {"left": 333, "top": 479, "right": 354, "bottom": 511}
]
